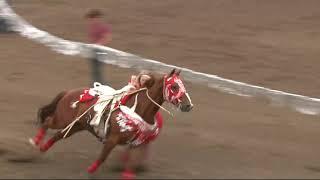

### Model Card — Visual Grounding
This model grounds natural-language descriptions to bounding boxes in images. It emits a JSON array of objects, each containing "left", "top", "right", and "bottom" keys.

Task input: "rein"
[
  {"left": 145, "top": 88, "right": 173, "bottom": 116},
  {"left": 118, "top": 86, "right": 173, "bottom": 116}
]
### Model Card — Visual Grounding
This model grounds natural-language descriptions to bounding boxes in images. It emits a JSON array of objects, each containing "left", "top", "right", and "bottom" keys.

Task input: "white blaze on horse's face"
[{"left": 164, "top": 74, "right": 193, "bottom": 112}]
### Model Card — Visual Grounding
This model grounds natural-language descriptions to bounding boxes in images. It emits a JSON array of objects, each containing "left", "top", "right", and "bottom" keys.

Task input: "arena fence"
[{"left": 1, "top": 0, "right": 320, "bottom": 116}]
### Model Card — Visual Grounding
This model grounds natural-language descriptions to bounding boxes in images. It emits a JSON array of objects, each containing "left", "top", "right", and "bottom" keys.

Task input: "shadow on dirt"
[
  {"left": 0, "top": 148, "right": 9, "bottom": 157},
  {"left": 0, "top": 139, "right": 43, "bottom": 164}
]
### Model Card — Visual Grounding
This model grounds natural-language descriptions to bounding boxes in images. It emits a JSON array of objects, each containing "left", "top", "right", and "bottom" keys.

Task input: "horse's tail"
[{"left": 37, "top": 91, "right": 66, "bottom": 125}]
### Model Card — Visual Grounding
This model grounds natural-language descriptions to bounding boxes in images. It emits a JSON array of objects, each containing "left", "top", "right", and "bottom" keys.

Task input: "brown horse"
[{"left": 29, "top": 68, "right": 193, "bottom": 178}]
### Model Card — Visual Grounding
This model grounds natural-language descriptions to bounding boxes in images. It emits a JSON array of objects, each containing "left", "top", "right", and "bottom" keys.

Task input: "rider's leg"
[{"left": 90, "top": 48, "right": 104, "bottom": 84}]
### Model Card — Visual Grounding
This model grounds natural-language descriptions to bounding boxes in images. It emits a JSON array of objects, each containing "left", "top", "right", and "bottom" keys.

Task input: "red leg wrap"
[
  {"left": 40, "top": 138, "right": 55, "bottom": 152},
  {"left": 121, "top": 168, "right": 136, "bottom": 180},
  {"left": 87, "top": 160, "right": 102, "bottom": 174},
  {"left": 33, "top": 128, "right": 46, "bottom": 145}
]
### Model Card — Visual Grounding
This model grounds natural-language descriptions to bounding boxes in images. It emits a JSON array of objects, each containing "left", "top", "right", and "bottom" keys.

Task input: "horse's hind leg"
[
  {"left": 29, "top": 127, "right": 47, "bottom": 147},
  {"left": 29, "top": 116, "right": 53, "bottom": 147},
  {"left": 30, "top": 91, "right": 66, "bottom": 147},
  {"left": 39, "top": 123, "right": 83, "bottom": 152}
]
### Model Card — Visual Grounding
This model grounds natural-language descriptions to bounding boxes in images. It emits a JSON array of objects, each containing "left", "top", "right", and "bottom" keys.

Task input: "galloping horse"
[{"left": 29, "top": 68, "right": 193, "bottom": 177}]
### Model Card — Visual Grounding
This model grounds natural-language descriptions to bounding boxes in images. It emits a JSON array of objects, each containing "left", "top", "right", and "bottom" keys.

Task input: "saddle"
[
  {"left": 72, "top": 74, "right": 141, "bottom": 135},
  {"left": 72, "top": 74, "right": 162, "bottom": 145},
  {"left": 75, "top": 82, "right": 135, "bottom": 138}
]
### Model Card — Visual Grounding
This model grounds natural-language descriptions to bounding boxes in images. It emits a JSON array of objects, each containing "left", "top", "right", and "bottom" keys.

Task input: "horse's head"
[
  {"left": 163, "top": 69, "right": 193, "bottom": 112},
  {"left": 134, "top": 69, "right": 193, "bottom": 112}
]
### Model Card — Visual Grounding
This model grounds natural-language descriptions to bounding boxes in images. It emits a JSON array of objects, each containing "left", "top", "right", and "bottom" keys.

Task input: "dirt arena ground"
[{"left": 1, "top": 0, "right": 320, "bottom": 178}]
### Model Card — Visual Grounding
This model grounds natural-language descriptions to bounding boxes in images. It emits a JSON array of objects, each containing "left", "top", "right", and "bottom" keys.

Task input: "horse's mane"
[{"left": 137, "top": 70, "right": 163, "bottom": 89}]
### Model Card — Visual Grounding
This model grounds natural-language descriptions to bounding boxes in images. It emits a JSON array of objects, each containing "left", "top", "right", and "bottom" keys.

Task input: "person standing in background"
[{"left": 85, "top": 9, "right": 112, "bottom": 85}]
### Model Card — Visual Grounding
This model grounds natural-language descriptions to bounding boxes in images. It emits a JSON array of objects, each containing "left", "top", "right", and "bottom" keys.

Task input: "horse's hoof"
[
  {"left": 87, "top": 167, "right": 96, "bottom": 174},
  {"left": 28, "top": 138, "right": 37, "bottom": 148},
  {"left": 134, "top": 164, "right": 149, "bottom": 173},
  {"left": 121, "top": 169, "right": 136, "bottom": 180},
  {"left": 87, "top": 160, "right": 101, "bottom": 174},
  {"left": 39, "top": 146, "right": 46, "bottom": 153}
]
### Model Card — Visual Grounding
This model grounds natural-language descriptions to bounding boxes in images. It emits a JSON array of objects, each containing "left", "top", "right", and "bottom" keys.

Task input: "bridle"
[
  {"left": 163, "top": 74, "right": 187, "bottom": 105},
  {"left": 127, "top": 73, "right": 190, "bottom": 116}
]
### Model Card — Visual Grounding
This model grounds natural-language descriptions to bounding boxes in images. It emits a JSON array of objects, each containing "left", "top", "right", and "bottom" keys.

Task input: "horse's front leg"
[
  {"left": 87, "top": 135, "right": 119, "bottom": 174},
  {"left": 120, "top": 144, "right": 149, "bottom": 180},
  {"left": 123, "top": 144, "right": 150, "bottom": 170},
  {"left": 39, "top": 123, "right": 83, "bottom": 152}
]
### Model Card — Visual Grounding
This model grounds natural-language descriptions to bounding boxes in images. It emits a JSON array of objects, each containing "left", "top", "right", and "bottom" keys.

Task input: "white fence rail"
[{"left": 1, "top": 0, "right": 320, "bottom": 116}]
